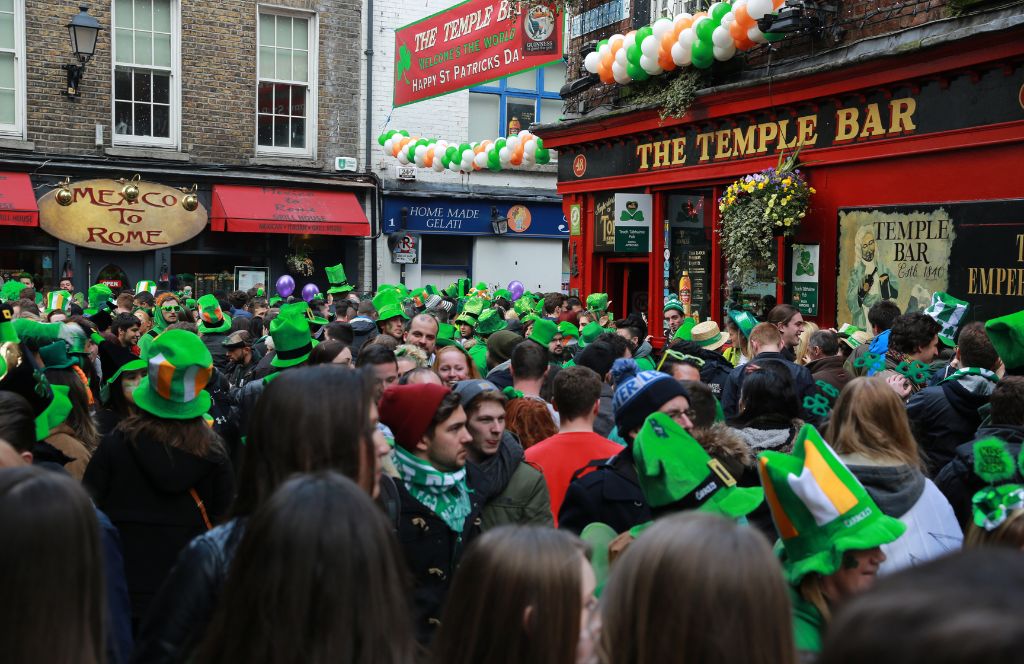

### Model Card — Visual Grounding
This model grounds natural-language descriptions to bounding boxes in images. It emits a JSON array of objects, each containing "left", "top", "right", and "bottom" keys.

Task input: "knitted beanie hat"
[
  {"left": 611, "top": 358, "right": 689, "bottom": 437},
  {"left": 486, "top": 330, "right": 523, "bottom": 366},
  {"left": 379, "top": 383, "right": 451, "bottom": 450}
]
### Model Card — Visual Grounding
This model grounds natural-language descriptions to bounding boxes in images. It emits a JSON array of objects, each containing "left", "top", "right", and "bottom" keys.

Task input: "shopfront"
[
  {"left": 0, "top": 165, "right": 374, "bottom": 297},
  {"left": 382, "top": 194, "right": 569, "bottom": 291},
  {"left": 539, "top": 26, "right": 1024, "bottom": 337}
]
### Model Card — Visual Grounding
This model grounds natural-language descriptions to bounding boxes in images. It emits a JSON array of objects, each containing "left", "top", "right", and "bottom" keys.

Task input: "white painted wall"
[{"left": 473, "top": 237, "right": 564, "bottom": 292}]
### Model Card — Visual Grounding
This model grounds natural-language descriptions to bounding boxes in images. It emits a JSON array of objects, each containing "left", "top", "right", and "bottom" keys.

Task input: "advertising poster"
[
  {"left": 593, "top": 192, "right": 616, "bottom": 253},
  {"left": 613, "top": 193, "right": 652, "bottom": 253},
  {"left": 791, "top": 244, "right": 819, "bottom": 316}
]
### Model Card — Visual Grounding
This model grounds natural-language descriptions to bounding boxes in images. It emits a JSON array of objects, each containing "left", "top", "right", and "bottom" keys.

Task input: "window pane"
[
  {"left": 290, "top": 85, "right": 305, "bottom": 117},
  {"left": 293, "top": 17, "right": 308, "bottom": 50},
  {"left": 257, "top": 114, "right": 273, "bottom": 145},
  {"left": 0, "top": 11, "right": 12, "bottom": 51},
  {"left": 506, "top": 71, "right": 537, "bottom": 91},
  {"left": 134, "top": 103, "right": 151, "bottom": 136},
  {"left": 468, "top": 93, "right": 499, "bottom": 142},
  {"left": 276, "top": 49, "right": 291, "bottom": 80},
  {"left": 275, "top": 16, "right": 291, "bottom": 49},
  {"left": 505, "top": 97, "right": 535, "bottom": 135},
  {"left": 114, "top": 0, "right": 132, "bottom": 28},
  {"left": 259, "top": 14, "right": 275, "bottom": 47},
  {"left": 543, "top": 61, "right": 566, "bottom": 93},
  {"left": 0, "top": 89, "right": 13, "bottom": 125},
  {"left": 133, "top": 71, "right": 151, "bottom": 101},
  {"left": 290, "top": 117, "right": 305, "bottom": 148},
  {"left": 258, "top": 46, "right": 274, "bottom": 78},
  {"left": 540, "top": 97, "right": 562, "bottom": 124},
  {"left": 135, "top": 0, "right": 152, "bottom": 30},
  {"left": 273, "top": 114, "right": 288, "bottom": 146},
  {"left": 153, "top": 32, "right": 171, "bottom": 68},
  {"left": 114, "top": 29, "right": 133, "bottom": 65},
  {"left": 135, "top": 31, "right": 153, "bottom": 66},
  {"left": 273, "top": 83, "right": 290, "bottom": 114},
  {"left": 152, "top": 73, "right": 169, "bottom": 103},
  {"left": 114, "top": 69, "right": 132, "bottom": 100},
  {"left": 153, "top": 0, "right": 171, "bottom": 32},
  {"left": 0, "top": 52, "right": 14, "bottom": 89},
  {"left": 257, "top": 82, "right": 273, "bottom": 114},
  {"left": 292, "top": 51, "right": 307, "bottom": 83},
  {"left": 115, "top": 102, "right": 132, "bottom": 134},
  {"left": 153, "top": 105, "right": 169, "bottom": 137}
]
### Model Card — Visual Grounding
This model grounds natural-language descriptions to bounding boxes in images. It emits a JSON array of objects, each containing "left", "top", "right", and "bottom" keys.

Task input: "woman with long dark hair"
[
  {"left": 95, "top": 342, "right": 146, "bottom": 437},
  {"left": 83, "top": 329, "right": 234, "bottom": 627},
  {"left": 195, "top": 472, "right": 415, "bottom": 664},
  {"left": 0, "top": 466, "right": 106, "bottom": 664},
  {"left": 728, "top": 360, "right": 803, "bottom": 453},
  {"left": 431, "top": 526, "right": 595, "bottom": 664},
  {"left": 132, "top": 364, "right": 381, "bottom": 664}
]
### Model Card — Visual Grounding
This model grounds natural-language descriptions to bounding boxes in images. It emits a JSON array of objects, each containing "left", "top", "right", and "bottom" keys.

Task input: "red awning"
[
  {"left": 210, "top": 185, "right": 370, "bottom": 236},
  {"left": 0, "top": 172, "right": 39, "bottom": 227}
]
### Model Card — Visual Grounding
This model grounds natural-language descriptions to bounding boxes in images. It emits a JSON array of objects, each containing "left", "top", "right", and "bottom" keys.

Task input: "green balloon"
[
  {"left": 398, "top": 130, "right": 409, "bottom": 136},
  {"left": 441, "top": 155, "right": 451, "bottom": 168},
  {"left": 597, "top": 39, "right": 609, "bottom": 49},
  {"left": 692, "top": 38, "right": 714, "bottom": 62},
  {"left": 458, "top": 142, "right": 471, "bottom": 154},
  {"left": 407, "top": 145, "right": 417, "bottom": 161},
  {"left": 495, "top": 138, "right": 506, "bottom": 150},
  {"left": 445, "top": 146, "right": 458, "bottom": 161},
  {"left": 692, "top": 52, "right": 713, "bottom": 69},
  {"left": 535, "top": 137, "right": 544, "bottom": 149},
  {"left": 488, "top": 162, "right": 503, "bottom": 172},
  {"left": 377, "top": 134, "right": 387, "bottom": 146},
  {"left": 626, "top": 44, "right": 642, "bottom": 64},
  {"left": 488, "top": 149, "right": 500, "bottom": 165},
  {"left": 535, "top": 147, "right": 551, "bottom": 165},
  {"left": 710, "top": 2, "right": 731, "bottom": 21},
  {"left": 626, "top": 61, "right": 649, "bottom": 81},
  {"left": 637, "top": 26, "right": 653, "bottom": 43},
  {"left": 695, "top": 18, "right": 717, "bottom": 43}
]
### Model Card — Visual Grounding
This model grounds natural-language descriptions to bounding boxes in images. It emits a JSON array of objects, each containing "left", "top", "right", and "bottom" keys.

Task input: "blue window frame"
[{"left": 467, "top": 60, "right": 566, "bottom": 142}]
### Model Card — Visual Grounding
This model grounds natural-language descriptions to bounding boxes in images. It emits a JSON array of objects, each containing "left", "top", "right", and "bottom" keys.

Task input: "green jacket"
[
  {"left": 481, "top": 461, "right": 553, "bottom": 530},
  {"left": 790, "top": 586, "right": 825, "bottom": 656},
  {"left": 466, "top": 338, "right": 488, "bottom": 374}
]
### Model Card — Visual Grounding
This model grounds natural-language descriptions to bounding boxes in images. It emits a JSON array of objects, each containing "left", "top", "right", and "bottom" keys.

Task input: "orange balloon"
[
  {"left": 424, "top": 148, "right": 434, "bottom": 167},
  {"left": 772, "top": 0, "right": 785, "bottom": 7},
  {"left": 693, "top": 11, "right": 707, "bottom": 20},
  {"left": 474, "top": 144, "right": 484, "bottom": 154},
  {"left": 658, "top": 51, "right": 676, "bottom": 71},
  {"left": 729, "top": 20, "right": 746, "bottom": 41},
  {"left": 392, "top": 138, "right": 407, "bottom": 157},
  {"left": 734, "top": 5, "right": 753, "bottom": 28},
  {"left": 610, "top": 37, "right": 623, "bottom": 54},
  {"left": 661, "top": 32, "right": 675, "bottom": 53},
  {"left": 599, "top": 66, "right": 614, "bottom": 84},
  {"left": 510, "top": 152, "right": 523, "bottom": 166}
]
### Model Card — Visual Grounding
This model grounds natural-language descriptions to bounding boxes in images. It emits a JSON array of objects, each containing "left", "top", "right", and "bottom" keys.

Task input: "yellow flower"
[
  {"left": 809, "top": 187, "right": 817, "bottom": 194},
  {"left": 758, "top": 182, "right": 765, "bottom": 190}
]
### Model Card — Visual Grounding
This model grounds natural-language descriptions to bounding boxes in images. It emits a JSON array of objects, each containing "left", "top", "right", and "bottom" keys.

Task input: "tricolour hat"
[
  {"left": 372, "top": 289, "right": 408, "bottom": 322},
  {"left": 634, "top": 412, "right": 764, "bottom": 523},
  {"left": 197, "top": 294, "right": 231, "bottom": 334},
  {"left": 476, "top": 308, "right": 508, "bottom": 336},
  {"left": 663, "top": 297, "right": 685, "bottom": 315},
  {"left": 133, "top": 329, "right": 213, "bottom": 420},
  {"left": 558, "top": 320, "right": 580, "bottom": 340},
  {"left": 135, "top": 280, "right": 157, "bottom": 296},
  {"left": 326, "top": 263, "right": 355, "bottom": 294},
  {"left": 757, "top": 424, "right": 906, "bottom": 585},
  {"left": 270, "top": 305, "right": 315, "bottom": 368},
  {"left": 985, "top": 309, "right": 1024, "bottom": 372},
  {"left": 586, "top": 293, "right": 609, "bottom": 313},
  {"left": 690, "top": 321, "right": 727, "bottom": 350},
  {"left": 728, "top": 309, "right": 757, "bottom": 338},
  {"left": 45, "top": 290, "right": 72, "bottom": 313},
  {"left": 528, "top": 318, "right": 560, "bottom": 347},
  {"left": 923, "top": 291, "right": 969, "bottom": 347},
  {"left": 454, "top": 297, "right": 486, "bottom": 327}
]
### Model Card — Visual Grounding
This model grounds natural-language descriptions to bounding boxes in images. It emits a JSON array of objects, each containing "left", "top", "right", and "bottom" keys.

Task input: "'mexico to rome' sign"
[{"left": 39, "top": 179, "right": 208, "bottom": 252}]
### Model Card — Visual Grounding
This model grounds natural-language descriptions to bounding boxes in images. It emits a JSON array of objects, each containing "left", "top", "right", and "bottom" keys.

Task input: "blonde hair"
[
  {"left": 795, "top": 322, "right": 819, "bottom": 365},
  {"left": 394, "top": 344, "right": 428, "bottom": 367},
  {"left": 826, "top": 377, "right": 924, "bottom": 470},
  {"left": 965, "top": 509, "right": 1024, "bottom": 549}
]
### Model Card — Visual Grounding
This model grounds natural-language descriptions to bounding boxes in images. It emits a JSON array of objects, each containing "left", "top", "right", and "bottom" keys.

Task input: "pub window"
[
  {"left": 112, "top": 0, "right": 179, "bottom": 147},
  {"left": 650, "top": 0, "right": 699, "bottom": 20},
  {"left": 256, "top": 9, "right": 316, "bottom": 157},
  {"left": 467, "top": 60, "right": 565, "bottom": 145},
  {"left": 0, "top": 0, "right": 25, "bottom": 138}
]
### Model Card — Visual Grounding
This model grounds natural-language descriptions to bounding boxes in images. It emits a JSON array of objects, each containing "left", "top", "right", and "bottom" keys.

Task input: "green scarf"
[
  {"left": 941, "top": 367, "right": 1000, "bottom": 385},
  {"left": 392, "top": 446, "right": 472, "bottom": 532}
]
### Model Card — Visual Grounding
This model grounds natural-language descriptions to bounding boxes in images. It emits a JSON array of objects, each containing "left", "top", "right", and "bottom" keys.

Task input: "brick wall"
[{"left": 24, "top": 0, "right": 361, "bottom": 168}]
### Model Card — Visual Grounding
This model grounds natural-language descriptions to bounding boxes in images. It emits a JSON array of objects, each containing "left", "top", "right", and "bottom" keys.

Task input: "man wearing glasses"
[{"left": 138, "top": 293, "right": 184, "bottom": 358}]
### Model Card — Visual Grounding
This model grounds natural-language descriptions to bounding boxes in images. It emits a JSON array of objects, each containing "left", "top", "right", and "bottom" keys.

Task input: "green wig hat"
[
  {"left": 757, "top": 424, "right": 906, "bottom": 585},
  {"left": 476, "top": 309, "right": 508, "bottom": 336},
  {"left": 454, "top": 297, "right": 486, "bottom": 327},
  {"left": 325, "top": 263, "right": 355, "bottom": 294},
  {"left": 196, "top": 294, "right": 231, "bottom": 334},
  {"left": 1, "top": 280, "right": 25, "bottom": 302},
  {"left": 133, "top": 329, "right": 214, "bottom": 420},
  {"left": 85, "top": 283, "right": 114, "bottom": 315},
  {"left": 586, "top": 293, "right": 609, "bottom": 313}
]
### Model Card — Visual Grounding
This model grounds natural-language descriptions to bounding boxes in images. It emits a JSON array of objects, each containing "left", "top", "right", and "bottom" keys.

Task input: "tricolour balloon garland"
[
  {"left": 378, "top": 129, "right": 551, "bottom": 173},
  {"left": 584, "top": 0, "right": 786, "bottom": 84}
]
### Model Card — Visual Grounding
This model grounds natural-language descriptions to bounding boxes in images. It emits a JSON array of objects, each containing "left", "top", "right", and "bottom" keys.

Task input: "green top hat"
[
  {"left": 757, "top": 424, "right": 906, "bottom": 585},
  {"left": 85, "top": 283, "right": 114, "bottom": 315},
  {"left": 476, "top": 309, "right": 508, "bottom": 336},
  {"left": 633, "top": 412, "right": 764, "bottom": 528},
  {"left": 39, "top": 341, "right": 76, "bottom": 370},
  {"left": 372, "top": 289, "right": 408, "bottom": 322},
  {"left": 529, "top": 319, "right": 560, "bottom": 347},
  {"left": 558, "top": 321, "right": 580, "bottom": 340},
  {"left": 1, "top": 280, "right": 24, "bottom": 302},
  {"left": 923, "top": 291, "right": 969, "bottom": 347},
  {"left": 45, "top": 290, "right": 72, "bottom": 313},
  {"left": 325, "top": 263, "right": 355, "bottom": 294},
  {"left": 728, "top": 309, "right": 757, "bottom": 339},
  {"left": 135, "top": 280, "right": 157, "bottom": 296},
  {"left": 35, "top": 384, "right": 73, "bottom": 441},
  {"left": 586, "top": 293, "right": 609, "bottom": 313},
  {"left": 512, "top": 296, "right": 536, "bottom": 318},
  {"left": 985, "top": 309, "right": 1024, "bottom": 372},
  {"left": 270, "top": 306, "right": 316, "bottom": 369},
  {"left": 672, "top": 317, "right": 697, "bottom": 342},
  {"left": 197, "top": 294, "right": 231, "bottom": 334},
  {"left": 455, "top": 297, "right": 486, "bottom": 327},
  {"left": 579, "top": 321, "right": 605, "bottom": 347},
  {"left": 133, "top": 329, "right": 214, "bottom": 420},
  {"left": 663, "top": 297, "right": 685, "bottom": 315},
  {"left": 444, "top": 278, "right": 471, "bottom": 299},
  {"left": 424, "top": 284, "right": 441, "bottom": 297},
  {"left": 435, "top": 322, "right": 458, "bottom": 347},
  {"left": 493, "top": 289, "right": 512, "bottom": 302}
]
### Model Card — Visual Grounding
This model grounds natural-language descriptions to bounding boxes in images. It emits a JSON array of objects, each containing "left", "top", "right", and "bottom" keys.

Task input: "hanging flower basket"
[
  {"left": 285, "top": 251, "right": 314, "bottom": 278},
  {"left": 717, "top": 150, "right": 815, "bottom": 289}
]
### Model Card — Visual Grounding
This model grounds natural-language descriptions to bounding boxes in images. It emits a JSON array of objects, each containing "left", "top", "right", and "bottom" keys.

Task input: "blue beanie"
[{"left": 611, "top": 358, "right": 689, "bottom": 438}]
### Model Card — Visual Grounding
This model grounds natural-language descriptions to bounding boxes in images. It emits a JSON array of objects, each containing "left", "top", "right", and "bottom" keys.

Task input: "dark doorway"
[{"left": 605, "top": 259, "right": 649, "bottom": 318}]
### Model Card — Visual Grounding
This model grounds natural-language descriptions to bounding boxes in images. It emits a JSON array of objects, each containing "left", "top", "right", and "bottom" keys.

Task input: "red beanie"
[{"left": 379, "top": 383, "right": 452, "bottom": 450}]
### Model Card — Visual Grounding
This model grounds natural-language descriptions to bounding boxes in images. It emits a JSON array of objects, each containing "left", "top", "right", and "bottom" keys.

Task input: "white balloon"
[
  {"left": 615, "top": 47, "right": 628, "bottom": 68},
  {"left": 713, "top": 43, "right": 736, "bottom": 60},
  {"left": 608, "top": 33, "right": 624, "bottom": 43},
  {"left": 611, "top": 60, "right": 630, "bottom": 84},
  {"left": 652, "top": 18, "right": 673, "bottom": 40},
  {"left": 677, "top": 27, "right": 696, "bottom": 48},
  {"left": 673, "top": 12, "right": 693, "bottom": 26},
  {"left": 598, "top": 43, "right": 611, "bottom": 59},
  {"left": 461, "top": 148, "right": 474, "bottom": 163},
  {"left": 639, "top": 54, "right": 662, "bottom": 75},
  {"left": 721, "top": 12, "right": 736, "bottom": 27},
  {"left": 499, "top": 147, "right": 511, "bottom": 163},
  {"left": 432, "top": 157, "right": 445, "bottom": 172},
  {"left": 461, "top": 156, "right": 474, "bottom": 171},
  {"left": 414, "top": 144, "right": 427, "bottom": 158},
  {"left": 748, "top": 25, "right": 768, "bottom": 43},
  {"left": 707, "top": 2, "right": 726, "bottom": 17},
  {"left": 584, "top": 51, "right": 601, "bottom": 74},
  {"left": 383, "top": 138, "right": 393, "bottom": 154},
  {"left": 712, "top": 26, "right": 733, "bottom": 48},
  {"left": 524, "top": 139, "right": 538, "bottom": 157},
  {"left": 671, "top": 41, "right": 692, "bottom": 66},
  {"left": 747, "top": 0, "right": 773, "bottom": 20},
  {"left": 518, "top": 130, "right": 533, "bottom": 142},
  {"left": 506, "top": 136, "right": 520, "bottom": 151},
  {"left": 640, "top": 35, "right": 660, "bottom": 58},
  {"left": 448, "top": 159, "right": 460, "bottom": 172}
]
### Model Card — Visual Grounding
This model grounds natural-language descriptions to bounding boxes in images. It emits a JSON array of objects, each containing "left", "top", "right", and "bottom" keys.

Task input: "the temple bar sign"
[{"left": 559, "top": 67, "right": 1024, "bottom": 181}]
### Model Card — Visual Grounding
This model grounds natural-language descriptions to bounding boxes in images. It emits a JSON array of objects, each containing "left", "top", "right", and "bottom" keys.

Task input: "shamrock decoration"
[
  {"left": 972, "top": 485, "right": 1024, "bottom": 530},
  {"left": 803, "top": 394, "right": 832, "bottom": 418},
  {"left": 396, "top": 44, "right": 412, "bottom": 84},
  {"left": 815, "top": 380, "right": 840, "bottom": 400},
  {"left": 853, "top": 352, "right": 885, "bottom": 374},
  {"left": 796, "top": 250, "right": 815, "bottom": 277},
  {"left": 895, "top": 360, "right": 931, "bottom": 386}
]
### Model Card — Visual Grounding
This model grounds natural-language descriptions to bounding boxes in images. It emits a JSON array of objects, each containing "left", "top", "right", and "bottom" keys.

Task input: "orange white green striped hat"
[
  {"left": 132, "top": 329, "right": 213, "bottom": 420},
  {"left": 45, "top": 290, "right": 72, "bottom": 313},
  {"left": 135, "top": 280, "right": 157, "bottom": 296},
  {"left": 196, "top": 293, "right": 231, "bottom": 334},
  {"left": 757, "top": 424, "right": 906, "bottom": 585}
]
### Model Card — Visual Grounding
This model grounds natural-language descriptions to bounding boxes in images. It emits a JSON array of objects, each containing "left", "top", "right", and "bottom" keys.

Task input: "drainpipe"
[{"left": 365, "top": 0, "right": 377, "bottom": 292}]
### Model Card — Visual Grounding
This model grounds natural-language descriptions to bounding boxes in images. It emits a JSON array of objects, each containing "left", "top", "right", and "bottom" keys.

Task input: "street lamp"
[
  {"left": 491, "top": 206, "right": 508, "bottom": 235},
  {"left": 63, "top": 5, "right": 102, "bottom": 97}
]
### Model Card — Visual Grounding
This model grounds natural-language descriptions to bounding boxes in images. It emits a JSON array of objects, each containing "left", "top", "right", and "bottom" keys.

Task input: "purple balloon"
[
  {"left": 276, "top": 274, "right": 295, "bottom": 298},
  {"left": 508, "top": 280, "right": 525, "bottom": 301},
  {"left": 301, "top": 283, "right": 320, "bottom": 303}
]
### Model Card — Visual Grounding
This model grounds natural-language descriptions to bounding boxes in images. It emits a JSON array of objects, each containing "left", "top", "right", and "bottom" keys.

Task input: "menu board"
[
  {"left": 670, "top": 227, "right": 710, "bottom": 320},
  {"left": 593, "top": 192, "right": 616, "bottom": 253}
]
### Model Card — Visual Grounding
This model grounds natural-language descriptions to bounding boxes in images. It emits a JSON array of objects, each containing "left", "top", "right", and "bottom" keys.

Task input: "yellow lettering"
[
  {"left": 777, "top": 119, "right": 797, "bottom": 149},
  {"left": 889, "top": 97, "right": 917, "bottom": 134},
  {"left": 859, "top": 103, "right": 885, "bottom": 139},
  {"left": 835, "top": 107, "right": 859, "bottom": 142},
  {"left": 797, "top": 115, "right": 818, "bottom": 146},
  {"left": 715, "top": 129, "right": 732, "bottom": 159},
  {"left": 671, "top": 137, "right": 686, "bottom": 165},
  {"left": 652, "top": 139, "right": 671, "bottom": 168},
  {"left": 695, "top": 132, "right": 713, "bottom": 162},
  {"left": 969, "top": 268, "right": 977, "bottom": 294},
  {"left": 997, "top": 268, "right": 1008, "bottom": 296},
  {"left": 1009, "top": 268, "right": 1017, "bottom": 297},
  {"left": 756, "top": 122, "right": 778, "bottom": 154},
  {"left": 732, "top": 126, "right": 755, "bottom": 156},
  {"left": 636, "top": 143, "right": 652, "bottom": 171},
  {"left": 979, "top": 268, "right": 992, "bottom": 295},
  {"left": 1017, "top": 234, "right": 1024, "bottom": 262}
]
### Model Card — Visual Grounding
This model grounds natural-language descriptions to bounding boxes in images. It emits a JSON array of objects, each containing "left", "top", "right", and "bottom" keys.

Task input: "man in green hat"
[
  {"left": 663, "top": 297, "right": 686, "bottom": 337},
  {"left": 758, "top": 424, "right": 906, "bottom": 657},
  {"left": 528, "top": 319, "right": 565, "bottom": 362},
  {"left": 373, "top": 289, "right": 409, "bottom": 342},
  {"left": 84, "top": 283, "right": 114, "bottom": 317},
  {"left": 454, "top": 297, "right": 486, "bottom": 341},
  {"left": 196, "top": 294, "right": 233, "bottom": 371},
  {"left": 139, "top": 292, "right": 185, "bottom": 358},
  {"left": 586, "top": 293, "right": 613, "bottom": 326}
]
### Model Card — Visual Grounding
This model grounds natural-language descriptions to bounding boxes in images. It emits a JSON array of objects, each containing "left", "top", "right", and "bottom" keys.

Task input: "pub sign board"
[
  {"left": 39, "top": 179, "right": 207, "bottom": 252},
  {"left": 559, "top": 67, "right": 1024, "bottom": 182}
]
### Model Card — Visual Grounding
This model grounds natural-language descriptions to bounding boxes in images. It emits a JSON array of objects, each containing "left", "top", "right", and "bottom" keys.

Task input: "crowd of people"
[{"left": 1, "top": 264, "right": 1022, "bottom": 664}]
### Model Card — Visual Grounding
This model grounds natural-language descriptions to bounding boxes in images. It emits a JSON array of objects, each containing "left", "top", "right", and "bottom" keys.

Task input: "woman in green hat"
[{"left": 83, "top": 329, "right": 234, "bottom": 625}]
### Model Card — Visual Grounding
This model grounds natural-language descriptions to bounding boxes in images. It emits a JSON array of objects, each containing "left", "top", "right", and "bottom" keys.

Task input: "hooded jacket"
[
  {"left": 83, "top": 427, "right": 234, "bottom": 621},
  {"left": 935, "top": 424, "right": 1024, "bottom": 528},
  {"left": 668, "top": 340, "right": 735, "bottom": 397},
  {"left": 906, "top": 371, "right": 998, "bottom": 476},
  {"left": 807, "top": 354, "right": 852, "bottom": 393},
  {"left": 474, "top": 431, "right": 552, "bottom": 529},
  {"left": 349, "top": 316, "right": 378, "bottom": 354},
  {"left": 633, "top": 340, "right": 655, "bottom": 371}
]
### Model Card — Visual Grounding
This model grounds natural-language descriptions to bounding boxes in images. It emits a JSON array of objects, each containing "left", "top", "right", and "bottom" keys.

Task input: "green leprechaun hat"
[
  {"left": 923, "top": 291, "right": 969, "bottom": 347},
  {"left": 579, "top": 321, "right": 605, "bottom": 347},
  {"left": 672, "top": 317, "right": 697, "bottom": 342},
  {"left": 512, "top": 296, "right": 535, "bottom": 318},
  {"left": 728, "top": 309, "right": 758, "bottom": 339},
  {"left": 372, "top": 289, "right": 408, "bottom": 322},
  {"left": 280, "top": 300, "right": 328, "bottom": 330},
  {"left": 586, "top": 293, "right": 609, "bottom": 313},
  {"left": 39, "top": 341, "right": 76, "bottom": 370},
  {"left": 455, "top": 297, "right": 486, "bottom": 327},
  {"left": 970, "top": 438, "right": 1024, "bottom": 532},
  {"left": 85, "top": 283, "right": 114, "bottom": 315},
  {"left": 270, "top": 306, "right": 316, "bottom": 369},
  {"left": 558, "top": 321, "right": 580, "bottom": 341},
  {"left": 632, "top": 412, "right": 763, "bottom": 535},
  {"left": 35, "top": 383, "right": 73, "bottom": 441},
  {"left": 326, "top": 263, "right": 355, "bottom": 294},
  {"left": 45, "top": 290, "right": 72, "bottom": 313},
  {"left": 985, "top": 309, "right": 1024, "bottom": 372},
  {"left": 758, "top": 424, "right": 906, "bottom": 585},
  {"left": 133, "top": 329, "right": 214, "bottom": 420},
  {"left": 435, "top": 322, "right": 458, "bottom": 348},
  {"left": 135, "top": 280, "right": 157, "bottom": 296},
  {"left": 528, "top": 319, "right": 559, "bottom": 347},
  {"left": 197, "top": 294, "right": 232, "bottom": 334},
  {"left": 476, "top": 309, "right": 507, "bottom": 336}
]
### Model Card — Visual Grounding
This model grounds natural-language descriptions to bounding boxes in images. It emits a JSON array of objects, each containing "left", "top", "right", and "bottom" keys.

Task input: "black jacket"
[
  {"left": 83, "top": 428, "right": 234, "bottom": 621},
  {"left": 934, "top": 424, "right": 1024, "bottom": 528},
  {"left": 201, "top": 332, "right": 231, "bottom": 373},
  {"left": 907, "top": 375, "right": 995, "bottom": 476},
  {"left": 557, "top": 447, "right": 650, "bottom": 536},
  {"left": 668, "top": 341, "right": 735, "bottom": 397},
  {"left": 721, "top": 351, "right": 818, "bottom": 421}
]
